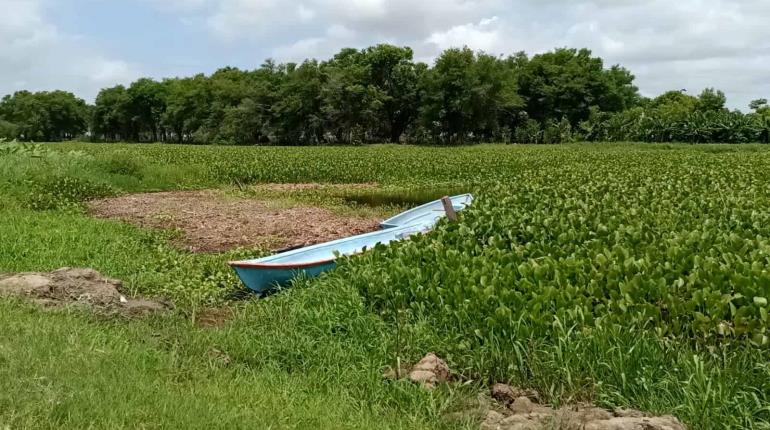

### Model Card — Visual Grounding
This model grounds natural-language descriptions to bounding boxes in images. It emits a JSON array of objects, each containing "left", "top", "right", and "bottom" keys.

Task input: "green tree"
[
  {"left": 0, "top": 120, "right": 17, "bottom": 140},
  {"left": 127, "top": 78, "right": 167, "bottom": 141},
  {"left": 92, "top": 86, "right": 132, "bottom": 141},
  {"left": 204, "top": 67, "right": 268, "bottom": 144},
  {"left": 321, "top": 48, "right": 382, "bottom": 144},
  {"left": 517, "top": 48, "right": 638, "bottom": 125},
  {"left": 600, "top": 65, "right": 640, "bottom": 112},
  {"left": 162, "top": 75, "right": 212, "bottom": 143},
  {"left": 750, "top": 98, "right": 769, "bottom": 114},
  {"left": 468, "top": 52, "right": 523, "bottom": 141},
  {"left": 696, "top": 88, "right": 727, "bottom": 112},
  {"left": 270, "top": 61, "right": 326, "bottom": 145},
  {"left": 650, "top": 90, "right": 699, "bottom": 118},
  {"left": 0, "top": 90, "right": 88, "bottom": 141},
  {"left": 361, "top": 44, "right": 424, "bottom": 142},
  {"left": 420, "top": 47, "right": 521, "bottom": 144}
]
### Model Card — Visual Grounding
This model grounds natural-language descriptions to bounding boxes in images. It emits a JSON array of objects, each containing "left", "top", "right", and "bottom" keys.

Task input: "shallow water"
[{"left": 342, "top": 187, "right": 470, "bottom": 208}]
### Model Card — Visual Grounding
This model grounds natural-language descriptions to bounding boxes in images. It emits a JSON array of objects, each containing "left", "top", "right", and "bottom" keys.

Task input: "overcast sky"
[{"left": 2, "top": 0, "right": 768, "bottom": 109}]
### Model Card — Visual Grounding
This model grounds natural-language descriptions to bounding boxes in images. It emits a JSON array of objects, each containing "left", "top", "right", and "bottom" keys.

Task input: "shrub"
[
  {"left": 101, "top": 152, "right": 144, "bottom": 177},
  {"left": 513, "top": 119, "right": 542, "bottom": 144},
  {"left": 26, "top": 176, "right": 113, "bottom": 210}
]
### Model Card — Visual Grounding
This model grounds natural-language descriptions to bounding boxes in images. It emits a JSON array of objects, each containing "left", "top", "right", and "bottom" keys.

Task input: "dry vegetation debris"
[{"left": 88, "top": 189, "right": 381, "bottom": 252}]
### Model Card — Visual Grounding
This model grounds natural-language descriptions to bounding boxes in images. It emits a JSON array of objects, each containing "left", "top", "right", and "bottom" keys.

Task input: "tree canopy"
[
  {"left": 0, "top": 91, "right": 89, "bottom": 141},
  {"left": 0, "top": 43, "right": 766, "bottom": 144}
]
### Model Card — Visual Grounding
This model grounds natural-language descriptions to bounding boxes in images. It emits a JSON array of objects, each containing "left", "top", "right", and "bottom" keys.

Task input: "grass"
[
  {"left": 0, "top": 292, "right": 471, "bottom": 429},
  {"left": 2, "top": 141, "right": 770, "bottom": 428}
]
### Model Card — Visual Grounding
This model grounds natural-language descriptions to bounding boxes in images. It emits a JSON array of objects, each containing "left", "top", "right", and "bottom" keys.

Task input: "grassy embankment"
[{"left": 1, "top": 142, "right": 770, "bottom": 429}]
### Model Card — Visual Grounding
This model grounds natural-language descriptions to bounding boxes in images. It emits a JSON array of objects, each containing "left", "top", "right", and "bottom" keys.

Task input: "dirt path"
[{"left": 88, "top": 189, "right": 382, "bottom": 253}]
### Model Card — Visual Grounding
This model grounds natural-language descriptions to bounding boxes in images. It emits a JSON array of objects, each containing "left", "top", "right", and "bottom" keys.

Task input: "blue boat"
[
  {"left": 230, "top": 223, "right": 430, "bottom": 293},
  {"left": 380, "top": 194, "right": 474, "bottom": 229}
]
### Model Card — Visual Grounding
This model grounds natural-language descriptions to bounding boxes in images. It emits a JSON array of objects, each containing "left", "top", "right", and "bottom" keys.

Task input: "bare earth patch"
[
  {"left": 195, "top": 307, "right": 235, "bottom": 329},
  {"left": 88, "top": 189, "right": 382, "bottom": 253},
  {"left": 479, "top": 383, "right": 685, "bottom": 430},
  {"left": 387, "top": 356, "right": 686, "bottom": 430},
  {"left": 0, "top": 268, "right": 169, "bottom": 316}
]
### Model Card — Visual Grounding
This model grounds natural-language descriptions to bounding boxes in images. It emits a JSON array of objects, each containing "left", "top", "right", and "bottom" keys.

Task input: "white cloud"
[
  {"left": 551, "top": 0, "right": 770, "bottom": 107},
  {"left": 297, "top": 4, "right": 316, "bottom": 22},
  {"left": 0, "top": 0, "right": 140, "bottom": 101},
  {"left": 143, "top": 0, "right": 211, "bottom": 12},
  {"left": 202, "top": 0, "right": 500, "bottom": 41},
  {"left": 425, "top": 16, "right": 503, "bottom": 55},
  {"left": 272, "top": 24, "right": 357, "bottom": 61}
]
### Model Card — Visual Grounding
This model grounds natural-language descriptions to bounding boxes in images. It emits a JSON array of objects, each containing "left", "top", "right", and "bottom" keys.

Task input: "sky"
[{"left": 1, "top": 0, "right": 769, "bottom": 110}]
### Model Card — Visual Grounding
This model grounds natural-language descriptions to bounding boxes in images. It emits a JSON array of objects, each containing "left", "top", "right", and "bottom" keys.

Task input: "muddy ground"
[{"left": 88, "top": 188, "right": 383, "bottom": 253}]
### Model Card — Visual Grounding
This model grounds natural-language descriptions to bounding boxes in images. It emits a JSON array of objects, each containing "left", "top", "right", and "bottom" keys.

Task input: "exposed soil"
[
  {"left": 481, "top": 399, "right": 686, "bottom": 430},
  {"left": 387, "top": 355, "right": 686, "bottom": 430},
  {"left": 195, "top": 307, "right": 234, "bottom": 328},
  {"left": 478, "top": 383, "right": 685, "bottom": 430},
  {"left": 88, "top": 189, "right": 382, "bottom": 253},
  {"left": 0, "top": 268, "right": 169, "bottom": 316}
]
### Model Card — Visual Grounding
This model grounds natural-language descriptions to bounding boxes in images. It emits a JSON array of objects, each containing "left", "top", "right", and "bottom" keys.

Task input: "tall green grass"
[{"left": 0, "top": 285, "right": 473, "bottom": 429}]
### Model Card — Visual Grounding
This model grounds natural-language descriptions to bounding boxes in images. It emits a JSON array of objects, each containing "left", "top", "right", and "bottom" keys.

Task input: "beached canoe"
[
  {"left": 230, "top": 223, "right": 429, "bottom": 293},
  {"left": 380, "top": 194, "right": 474, "bottom": 229}
]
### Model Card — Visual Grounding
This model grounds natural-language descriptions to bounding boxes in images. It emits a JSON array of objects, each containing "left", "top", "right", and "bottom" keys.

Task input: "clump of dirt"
[
  {"left": 383, "top": 353, "right": 451, "bottom": 389},
  {"left": 481, "top": 384, "right": 686, "bottom": 430},
  {"left": 408, "top": 353, "right": 451, "bottom": 389},
  {"left": 0, "top": 268, "right": 168, "bottom": 316},
  {"left": 88, "top": 189, "right": 382, "bottom": 253},
  {"left": 386, "top": 357, "right": 686, "bottom": 430}
]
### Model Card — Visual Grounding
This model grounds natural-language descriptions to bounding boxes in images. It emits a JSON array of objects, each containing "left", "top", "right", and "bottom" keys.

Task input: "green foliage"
[
  {"left": 0, "top": 119, "right": 18, "bottom": 139},
  {"left": 750, "top": 98, "right": 768, "bottom": 113},
  {"left": 363, "top": 44, "right": 424, "bottom": 143},
  {"left": 0, "top": 90, "right": 89, "bottom": 141},
  {"left": 542, "top": 118, "right": 573, "bottom": 144},
  {"left": 331, "top": 147, "right": 770, "bottom": 381},
  {"left": 100, "top": 152, "right": 144, "bottom": 177},
  {"left": 82, "top": 45, "right": 643, "bottom": 146},
  {"left": 513, "top": 118, "right": 542, "bottom": 143},
  {"left": 581, "top": 108, "right": 769, "bottom": 143},
  {"left": 92, "top": 85, "right": 133, "bottom": 141},
  {"left": 651, "top": 90, "right": 699, "bottom": 118},
  {"left": 697, "top": 88, "right": 728, "bottom": 112},
  {"left": 3, "top": 143, "right": 770, "bottom": 428},
  {"left": 2, "top": 42, "right": 769, "bottom": 145},
  {"left": 270, "top": 61, "right": 325, "bottom": 145},
  {"left": 26, "top": 176, "right": 113, "bottom": 210},
  {"left": 0, "top": 140, "right": 46, "bottom": 157},
  {"left": 516, "top": 48, "right": 638, "bottom": 125},
  {"left": 419, "top": 48, "right": 523, "bottom": 144},
  {"left": 0, "top": 295, "right": 465, "bottom": 430}
]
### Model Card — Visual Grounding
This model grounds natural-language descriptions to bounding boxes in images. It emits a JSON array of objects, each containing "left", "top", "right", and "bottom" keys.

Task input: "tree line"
[{"left": 1, "top": 44, "right": 768, "bottom": 144}]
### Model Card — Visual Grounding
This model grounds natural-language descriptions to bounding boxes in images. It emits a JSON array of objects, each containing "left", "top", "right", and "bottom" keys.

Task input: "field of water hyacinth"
[{"left": 1, "top": 141, "right": 770, "bottom": 429}]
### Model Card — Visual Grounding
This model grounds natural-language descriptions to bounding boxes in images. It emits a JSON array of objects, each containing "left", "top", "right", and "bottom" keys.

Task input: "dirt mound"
[
  {"left": 384, "top": 353, "right": 451, "bottom": 389},
  {"left": 408, "top": 353, "right": 451, "bottom": 389},
  {"left": 0, "top": 268, "right": 168, "bottom": 315},
  {"left": 88, "top": 190, "right": 382, "bottom": 253},
  {"left": 482, "top": 386, "right": 685, "bottom": 430}
]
